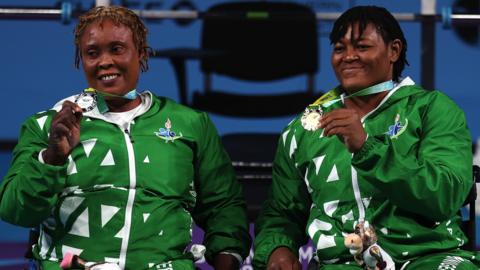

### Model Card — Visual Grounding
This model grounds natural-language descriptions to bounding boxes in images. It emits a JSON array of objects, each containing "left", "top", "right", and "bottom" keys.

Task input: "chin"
[{"left": 341, "top": 82, "right": 367, "bottom": 93}]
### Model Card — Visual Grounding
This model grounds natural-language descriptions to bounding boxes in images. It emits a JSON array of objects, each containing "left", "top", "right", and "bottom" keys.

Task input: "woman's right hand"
[
  {"left": 267, "top": 247, "right": 301, "bottom": 270},
  {"left": 43, "top": 101, "right": 83, "bottom": 165}
]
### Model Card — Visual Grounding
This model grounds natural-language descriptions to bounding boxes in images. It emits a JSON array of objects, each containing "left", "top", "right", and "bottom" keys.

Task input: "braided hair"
[
  {"left": 74, "top": 6, "right": 150, "bottom": 72},
  {"left": 330, "top": 6, "right": 409, "bottom": 82}
]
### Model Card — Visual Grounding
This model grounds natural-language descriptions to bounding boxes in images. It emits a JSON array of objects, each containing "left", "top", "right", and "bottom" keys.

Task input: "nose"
[
  {"left": 98, "top": 53, "right": 114, "bottom": 69},
  {"left": 343, "top": 47, "right": 359, "bottom": 62}
]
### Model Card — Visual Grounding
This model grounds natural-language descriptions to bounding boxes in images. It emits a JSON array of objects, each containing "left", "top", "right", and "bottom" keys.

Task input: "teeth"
[{"left": 101, "top": 74, "right": 118, "bottom": 81}]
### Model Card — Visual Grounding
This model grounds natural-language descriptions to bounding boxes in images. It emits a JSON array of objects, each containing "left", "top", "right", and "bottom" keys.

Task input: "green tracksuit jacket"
[
  {"left": 253, "top": 78, "right": 476, "bottom": 268},
  {"left": 0, "top": 92, "right": 250, "bottom": 269}
]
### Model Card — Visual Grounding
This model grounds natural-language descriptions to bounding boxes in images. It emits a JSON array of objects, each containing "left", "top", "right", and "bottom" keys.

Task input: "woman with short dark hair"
[{"left": 254, "top": 6, "right": 478, "bottom": 270}]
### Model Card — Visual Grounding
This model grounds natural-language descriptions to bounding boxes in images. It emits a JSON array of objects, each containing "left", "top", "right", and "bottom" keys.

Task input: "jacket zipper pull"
[{"left": 124, "top": 128, "right": 134, "bottom": 143}]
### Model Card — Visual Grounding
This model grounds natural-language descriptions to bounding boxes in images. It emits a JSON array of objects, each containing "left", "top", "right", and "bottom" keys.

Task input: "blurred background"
[{"left": 0, "top": 0, "right": 479, "bottom": 269}]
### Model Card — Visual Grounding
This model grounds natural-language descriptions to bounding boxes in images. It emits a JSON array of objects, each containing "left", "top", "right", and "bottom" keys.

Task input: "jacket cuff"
[
  {"left": 352, "top": 135, "right": 384, "bottom": 164},
  {"left": 204, "top": 234, "right": 250, "bottom": 265},
  {"left": 30, "top": 150, "right": 68, "bottom": 193},
  {"left": 253, "top": 234, "right": 297, "bottom": 269}
]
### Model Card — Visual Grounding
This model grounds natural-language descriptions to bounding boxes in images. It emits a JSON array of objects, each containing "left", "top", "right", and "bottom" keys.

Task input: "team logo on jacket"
[
  {"left": 154, "top": 118, "right": 183, "bottom": 142},
  {"left": 386, "top": 114, "right": 408, "bottom": 139}
]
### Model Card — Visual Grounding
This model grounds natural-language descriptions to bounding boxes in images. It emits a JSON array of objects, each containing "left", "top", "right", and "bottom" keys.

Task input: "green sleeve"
[
  {"left": 253, "top": 127, "right": 311, "bottom": 269},
  {"left": 191, "top": 112, "right": 251, "bottom": 264},
  {"left": 352, "top": 92, "right": 472, "bottom": 221},
  {"left": 0, "top": 114, "right": 67, "bottom": 227}
]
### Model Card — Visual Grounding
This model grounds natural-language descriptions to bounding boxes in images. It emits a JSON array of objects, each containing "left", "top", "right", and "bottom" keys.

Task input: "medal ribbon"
[
  {"left": 84, "top": 88, "right": 138, "bottom": 113},
  {"left": 310, "top": 80, "right": 395, "bottom": 108}
]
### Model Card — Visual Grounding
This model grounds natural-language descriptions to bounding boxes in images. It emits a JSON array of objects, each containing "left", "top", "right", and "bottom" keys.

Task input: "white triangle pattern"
[
  {"left": 323, "top": 200, "right": 339, "bottom": 217},
  {"left": 143, "top": 156, "right": 150, "bottom": 163},
  {"left": 67, "top": 155, "right": 77, "bottom": 175},
  {"left": 81, "top": 138, "right": 97, "bottom": 158},
  {"left": 36, "top": 116, "right": 48, "bottom": 130},
  {"left": 69, "top": 208, "right": 90, "bottom": 237},
  {"left": 143, "top": 213, "right": 150, "bottom": 222},
  {"left": 101, "top": 205, "right": 120, "bottom": 227},
  {"left": 317, "top": 234, "right": 336, "bottom": 250},
  {"left": 282, "top": 129, "right": 290, "bottom": 146},
  {"left": 326, "top": 165, "right": 339, "bottom": 182},
  {"left": 62, "top": 245, "right": 83, "bottom": 257},
  {"left": 60, "top": 197, "right": 85, "bottom": 225},
  {"left": 100, "top": 150, "right": 115, "bottom": 166},
  {"left": 289, "top": 135, "right": 297, "bottom": 158},
  {"left": 115, "top": 226, "right": 125, "bottom": 238},
  {"left": 303, "top": 168, "right": 313, "bottom": 193},
  {"left": 341, "top": 210, "right": 354, "bottom": 224},
  {"left": 313, "top": 155, "right": 325, "bottom": 175},
  {"left": 362, "top": 197, "right": 372, "bottom": 209},
  {"left": 308, "top": 219, "right": 332, "bottom": 239}
]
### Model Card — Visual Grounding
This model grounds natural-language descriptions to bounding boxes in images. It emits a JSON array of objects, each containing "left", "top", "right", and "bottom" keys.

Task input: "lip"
[
  {"left": 97, "top": 73, "right": 120, "bottom": 81},
  {"left": 96, "top": 73, "right": 121, "bottom": 88},
  {"left": 341, "top": 65, "right": 363, "bottom": 71},
  {"left": 340, "top": 65, "right": 364, "bottom": 75}
]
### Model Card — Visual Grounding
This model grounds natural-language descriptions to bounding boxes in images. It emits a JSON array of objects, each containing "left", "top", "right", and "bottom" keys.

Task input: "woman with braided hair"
[{"left": 0, "top": 6, "right": 250, "bottom": 270}]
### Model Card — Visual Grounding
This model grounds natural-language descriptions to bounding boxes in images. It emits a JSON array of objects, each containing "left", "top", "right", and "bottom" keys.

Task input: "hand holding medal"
[
  {"left": 43, "top": 100, "right": 83, "bottom": 165},
  {"left": 301, "top": 88, "right": 344, "bottom": 132},
  {"left": 301, "top": 98, "right": 345, "bottom": 131},
  {"left": 302, "top": 81, "right": 394, "bottom": 153},
  {"left": 319, "top": 107, "right": 366, "bottom": 153}
]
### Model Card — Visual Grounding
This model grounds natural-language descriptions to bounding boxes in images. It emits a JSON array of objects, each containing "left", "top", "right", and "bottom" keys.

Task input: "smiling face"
[
  {"left": 79, "top": 19, "right": 142, "bottom": 97},
  {"left": 331, "top": 23, "right": 400, "bottom": 93}
]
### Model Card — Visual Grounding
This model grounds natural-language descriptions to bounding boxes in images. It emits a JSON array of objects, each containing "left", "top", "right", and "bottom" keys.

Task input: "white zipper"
[
  {"left": 351, "top": 166, "right": 365, "bottom": 222},
  {"left": 118, "top": 123, "right": 136, "bottom": 269},
  {"left": 350, "top": 79, "right": 411, "bottom": 223}
]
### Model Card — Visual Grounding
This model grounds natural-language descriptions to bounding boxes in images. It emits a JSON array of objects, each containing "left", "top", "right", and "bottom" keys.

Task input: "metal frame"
[
  {"left": 1, "top": 3, "right": 480, "bottom": 90},
  {"left": 0, "top": 1, "right": 480, "bottom": 146}
]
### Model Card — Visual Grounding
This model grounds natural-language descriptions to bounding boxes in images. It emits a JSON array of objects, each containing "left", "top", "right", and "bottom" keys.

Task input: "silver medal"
[
  {"left": 301, "top": 107, "right": 323, "bottom": 131},
  {"left": 75, "top": 92, "right": 97, "bottom": 112}
]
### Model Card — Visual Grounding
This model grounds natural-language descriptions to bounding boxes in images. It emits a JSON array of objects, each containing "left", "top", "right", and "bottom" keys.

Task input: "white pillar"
[
  {"left": 421, "top": 0, "right": 436, "bottom": 15},
  {"left": 96, "top": 0, "right": 110, "bottom": 7}
]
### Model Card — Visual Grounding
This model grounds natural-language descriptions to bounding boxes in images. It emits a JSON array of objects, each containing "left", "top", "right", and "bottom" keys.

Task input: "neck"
[
  {"left": 340, "top": 80, "right": 394, "bottom": 117},
  {"left": 106, "top": 96, "right": 142, "bottom": 112},
  {"left": 345, "top": 91, "right": 389, "bottom": 117}
]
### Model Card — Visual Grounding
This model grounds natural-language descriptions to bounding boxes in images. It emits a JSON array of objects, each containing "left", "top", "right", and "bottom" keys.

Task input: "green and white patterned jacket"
[
  {"left": 0, "top": 92, "right": 250, "bottom": 269},
  {"left": 253, "top": 78, "right": 475, "bottom": 268}
]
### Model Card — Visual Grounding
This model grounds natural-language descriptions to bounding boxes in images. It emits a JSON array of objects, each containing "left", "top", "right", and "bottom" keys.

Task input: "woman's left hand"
[
  {"left": 319, "top": 108, "right": 367, "bottom": 153},
  {"left": 213, "top": 253, "right": 240, "bottom": 270}
]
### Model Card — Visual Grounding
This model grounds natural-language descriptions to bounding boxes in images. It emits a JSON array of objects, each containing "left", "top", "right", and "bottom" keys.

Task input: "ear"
[{"left": 389, "top": 39, "right": 402, "bottom": 63}]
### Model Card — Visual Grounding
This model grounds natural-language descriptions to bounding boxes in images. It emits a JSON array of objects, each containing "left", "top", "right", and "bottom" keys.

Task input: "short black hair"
[
  {"left": 329, "top": 6, "right": 409, "bottom": 82},
  {"left": 74, "top": 6, "right": 150, "bottom": 72}
]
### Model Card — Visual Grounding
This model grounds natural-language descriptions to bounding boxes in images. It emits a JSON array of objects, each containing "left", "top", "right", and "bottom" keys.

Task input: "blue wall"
[
  {"left": 0, "top": 0, "right": 479, "bottom": 268},
  {"left": 0, "top": 0, "right": 479, "bottom": 140}
]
